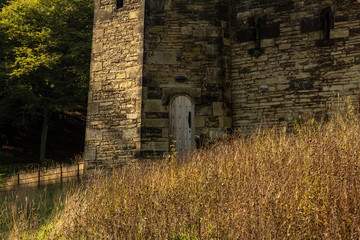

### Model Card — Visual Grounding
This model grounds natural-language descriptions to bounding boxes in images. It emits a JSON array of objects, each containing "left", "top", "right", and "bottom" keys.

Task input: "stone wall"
[
  {"left": 231, "top": 0, "right": 360, "bottom": 132},
  {"left": 141, "top": 0, "right": 232, "bottom": 156},
  {"left": 85, "top": 0, "right": 360, "bottom": 168},
  {"left": 84, "top": 0, "right": 145, "bottom": 168}
]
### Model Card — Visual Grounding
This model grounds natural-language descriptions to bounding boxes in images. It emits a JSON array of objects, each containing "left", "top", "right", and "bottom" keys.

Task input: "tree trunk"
[{"left": 40, "top": 108, "right": 49, "bottom": 162}]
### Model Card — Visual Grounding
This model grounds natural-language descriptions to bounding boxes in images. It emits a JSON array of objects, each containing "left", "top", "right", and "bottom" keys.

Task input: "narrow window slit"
[
  {"left": 322, "top": 11, "right": 330, "bottom": 40},
  {"left": 116, "top": 0, "right": 124, "bottom": 9},
  {"left": 255, "top": 19, "right": 262, "bottom": 50},
  {"left": 321, "top": 7, "right": 333, "bottom": 41},
  {"left": 251, "top": 16, "right": 265, "bottom": 57}
]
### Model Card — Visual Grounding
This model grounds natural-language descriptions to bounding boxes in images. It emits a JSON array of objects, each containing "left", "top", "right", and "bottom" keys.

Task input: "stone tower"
[
  {"left": 85, "top": 0, "right": 232, "bottom": 168},
  {"left": 85, "top": 0, "right": 360, "bottom": 169}
]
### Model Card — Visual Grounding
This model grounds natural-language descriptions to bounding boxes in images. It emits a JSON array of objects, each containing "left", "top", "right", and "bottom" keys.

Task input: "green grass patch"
[{"left": 0, "top": 184, "right": 76, "bottom": 239}]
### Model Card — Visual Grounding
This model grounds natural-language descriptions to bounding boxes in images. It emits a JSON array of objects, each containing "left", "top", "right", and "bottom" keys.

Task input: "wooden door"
[{"left": 170, "top": 95, "right": 195, "bottom": 153}]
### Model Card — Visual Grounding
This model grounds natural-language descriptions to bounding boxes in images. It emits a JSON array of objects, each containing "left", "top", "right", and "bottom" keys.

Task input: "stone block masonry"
[
  {"left": 85, "top": 0, "right": 360, "bottom": 169},
  {"left": 85, "top": 0, "right": 145, "bottom": 168},
  {"left": 141, "top": 0, "right": 232, "bottom": 157},
  {"left": 231, "top": 0, "right": 360, "bottom": 132}
]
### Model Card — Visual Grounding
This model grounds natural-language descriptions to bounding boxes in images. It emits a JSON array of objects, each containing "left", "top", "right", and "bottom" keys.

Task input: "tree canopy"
[
  {"left": 0, "top": 0, "right": 94, "bottom": 162},
  {"left": 0, "top": 0, "right": 7, "bottom": 8}
]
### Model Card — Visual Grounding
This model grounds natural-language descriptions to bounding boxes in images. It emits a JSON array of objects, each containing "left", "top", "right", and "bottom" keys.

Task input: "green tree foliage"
[
  {"left": 0, "top": 0, "right": 94, "bottom": 162},
  {"left": 0, "top": 0, "right": 7, "bottom": 8}
]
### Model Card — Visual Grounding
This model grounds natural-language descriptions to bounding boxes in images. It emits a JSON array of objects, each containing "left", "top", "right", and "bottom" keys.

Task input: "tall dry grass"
[
  {"left": 0, "top": 184, "right": 78, "bottom": 239},
  {"left": 15, "top": 108, "right": 360, "bottom": 239}
]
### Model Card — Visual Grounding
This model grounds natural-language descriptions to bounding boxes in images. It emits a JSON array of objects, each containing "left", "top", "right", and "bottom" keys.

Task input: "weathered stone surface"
[
  {"left": 278, "top": 44, "right": 291, "bottom": 50},
  {"left": 84, "top": 0, "right": 144, "bottom": 168},
  {"left": 142, "top": 119, "right": 168, "bottom": 128},
  {"left": 195, "top": 116, "right": 206, "bottom": 128},
  {"left": 140, "top": 0, "right": 231, "bottom": 156},
  {"left": 181, "top": 26, "right": 193, "bottom": 35},
  {"left": 142, "top": 142, "right": 168, "bottom": 152},
  {"left": 143, "top": 99, "right": 168, "bottom": 113},
  {"left": 330, "top": 29, "right": 349, "bottom": 39},
  {"left": 85, "top": 0, "right": 360, "bottom": 169},
  {"left": 232, "top": 0, "right": 360, "bottom": 132},
  {"left": 213, "top": 102, "right": 225, "bottom": 116},
  {"left": 219, "top": 116, "right": 232, "bottom": 128},
  {"left": 147, "top": 52, "right": 177, "bottom": 65}
]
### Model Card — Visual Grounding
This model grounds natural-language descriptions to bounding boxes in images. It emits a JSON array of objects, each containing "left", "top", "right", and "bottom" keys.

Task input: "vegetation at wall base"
[{"left": 3, "top": 107, "right": 360, "bottom": 239}]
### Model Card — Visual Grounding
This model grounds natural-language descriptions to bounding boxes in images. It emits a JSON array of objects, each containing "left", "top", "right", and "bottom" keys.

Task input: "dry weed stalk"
[{"left": 6, "top": 108, "right": 360, "bottom": 239}]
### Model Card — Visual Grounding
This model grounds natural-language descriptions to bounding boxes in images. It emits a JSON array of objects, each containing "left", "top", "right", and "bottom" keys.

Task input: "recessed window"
[
  {"left": 321, "top": 7, "right": 333, "bottom": 41},
  {"left": 322, "top": 11, "right": 330, "bottom": 40},
  {"left": 116, "top": 0, "right": 124, "bottom": 9},
  {"left": 254, "top": 18, "right": 262, "bottom": 50},
  {"left": 251, "top": 16, "right": 265, "bottom": 57}
]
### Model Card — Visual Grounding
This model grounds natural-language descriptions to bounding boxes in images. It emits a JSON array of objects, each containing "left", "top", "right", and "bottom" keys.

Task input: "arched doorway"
[{"left": 169, "top": 95, "right": 195, "bottom": 153}]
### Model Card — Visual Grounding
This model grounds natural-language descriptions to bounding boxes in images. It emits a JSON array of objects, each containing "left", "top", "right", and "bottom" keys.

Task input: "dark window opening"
[
  {"left": 322, "top": 11, "right": 331, "bottom": 40},
  {"left": 321, "top": 7, "right": 333, "bottom": 41},
  {"left": 116, "top": 0, "right": 124, "bottom": 9},
  {"left": 251, "top": 16, "right": 265, "bottom": 57},
  {"left": 255, "top": 20, "right": 261, "bottom": 50}
]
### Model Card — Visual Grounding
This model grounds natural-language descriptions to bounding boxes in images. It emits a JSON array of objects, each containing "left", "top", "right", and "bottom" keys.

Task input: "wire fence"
[{"left": 0, "top": 163, "right": 84, "bottom": 192}]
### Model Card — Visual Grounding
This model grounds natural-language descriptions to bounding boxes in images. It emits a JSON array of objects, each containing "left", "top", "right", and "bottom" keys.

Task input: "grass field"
[
  {"left": 2, "top": 106, "right": 360, "bottom": 239},
  {"left": 0, "top": 184, "right": 77, "bottom": 239}
]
